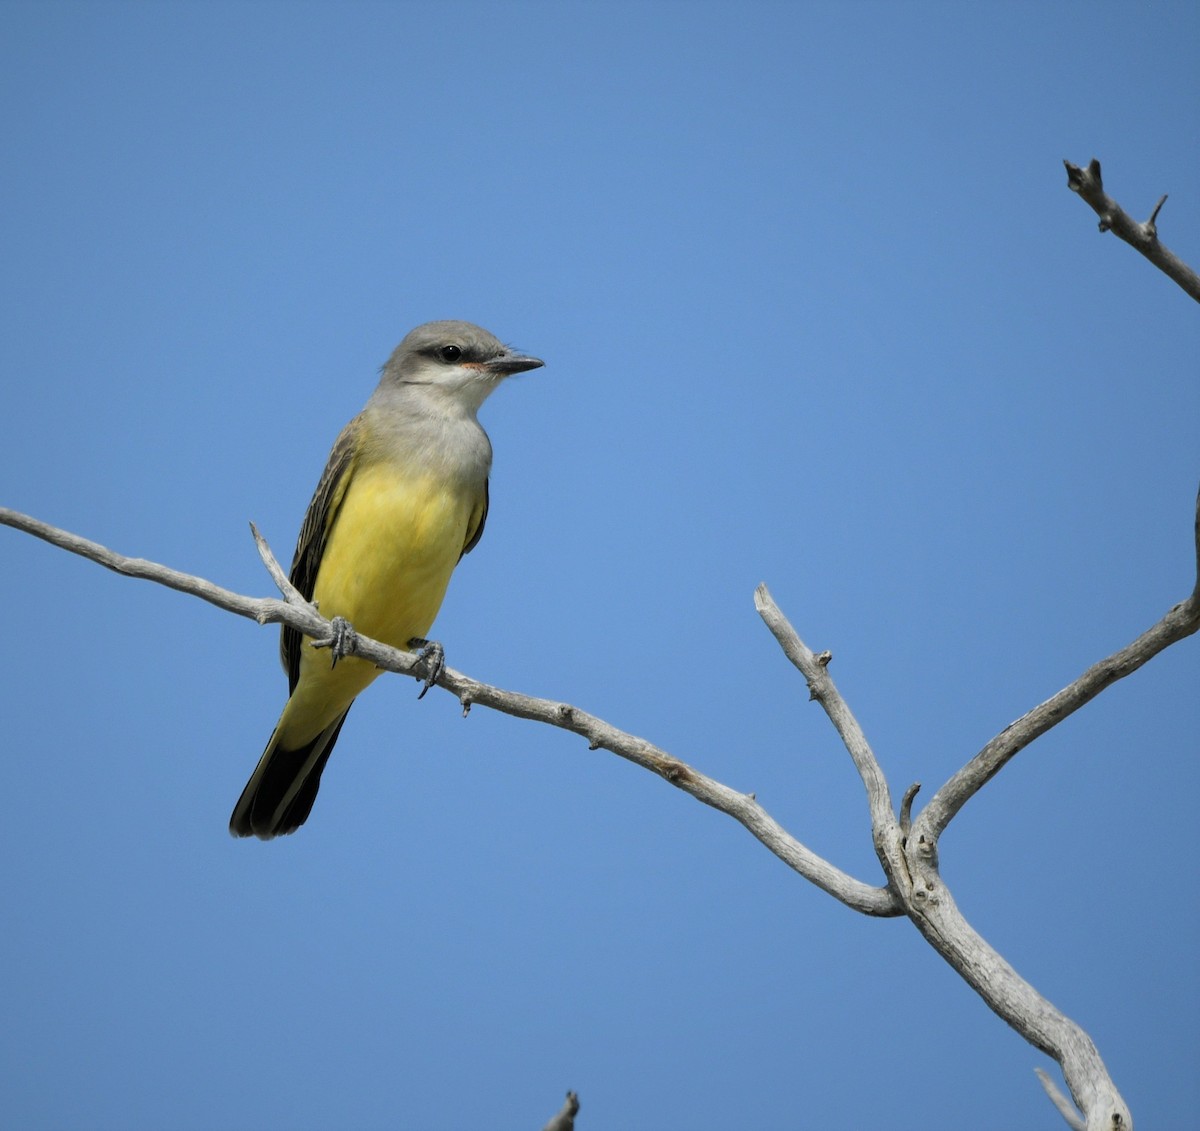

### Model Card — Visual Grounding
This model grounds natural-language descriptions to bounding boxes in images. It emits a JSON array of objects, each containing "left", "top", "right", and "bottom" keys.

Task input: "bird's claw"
[
  {"left": 312, "top": 615, "right": 357, "bottom": 668},
  {"left": 408, "top": 637, "right": 445, "bottom": 699}
]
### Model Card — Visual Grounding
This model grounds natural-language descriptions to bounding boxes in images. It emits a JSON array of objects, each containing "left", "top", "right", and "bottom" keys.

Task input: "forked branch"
[{"left": 752, "top": 586, "right": 1153, "bottom": 1131}]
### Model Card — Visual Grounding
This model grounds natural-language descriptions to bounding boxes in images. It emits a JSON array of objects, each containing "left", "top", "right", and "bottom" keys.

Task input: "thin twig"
[
  {"left": 541, "top": 1091, "right": 580, "bottom": 1131},
  {"left": 1035, "top": 1068, "right": 1087, "bottom": 1131},
  {"left": 899, "top": 783, "right": 920, "bottom": 840},
  {"left": 250, "top": 520, "right": 303, "bottom": 603},
  {"left": 753, "top": 584, "right": 911, "bottom": 899}
]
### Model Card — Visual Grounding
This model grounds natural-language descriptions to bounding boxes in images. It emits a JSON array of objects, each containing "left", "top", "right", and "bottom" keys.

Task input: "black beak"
[{"left": 485, "top": 351, "right": 544, "bottom": 376}]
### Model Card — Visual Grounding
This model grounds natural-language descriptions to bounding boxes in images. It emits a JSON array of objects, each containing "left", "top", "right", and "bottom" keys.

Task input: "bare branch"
[
  {"left": 541, "top": 1090, "right": 580, "bottom": 1131},
  {"left": 0, "top": 506, "right": 898, "bottom": 918},
  {"left": 9, "top": 493, "right": 1192, "bottom": 1128},
  {"left": 917, "top": 487, "right": 1200, "bottom": 841},
  {"left": 1064, "top": 157, "right": 1200, "bottom": 302}
]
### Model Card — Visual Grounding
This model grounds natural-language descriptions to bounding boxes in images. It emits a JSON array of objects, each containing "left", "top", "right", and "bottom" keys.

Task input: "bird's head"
[{"left": 380, "top": 320, "right": 544, "bottom": 415}]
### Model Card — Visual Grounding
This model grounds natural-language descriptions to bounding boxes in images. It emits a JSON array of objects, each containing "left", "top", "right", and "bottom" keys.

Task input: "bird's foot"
[
  {"left": 312, "top": 616, "right": 358, "bottom": 668},
  {"left": 408, "top": 637, "right": 445, "bottom": 699}
]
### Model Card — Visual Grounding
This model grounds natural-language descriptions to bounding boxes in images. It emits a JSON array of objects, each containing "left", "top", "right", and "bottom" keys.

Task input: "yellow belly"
[{"left": 279, "top": 462, "right": 480, "bottom": 744}]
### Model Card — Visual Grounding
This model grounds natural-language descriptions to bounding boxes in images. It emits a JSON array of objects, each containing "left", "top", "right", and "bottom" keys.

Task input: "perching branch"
[
  {"left": 1064, "top": 157, "right": 1200, "bottom": 302},
  {"left": 0, "top": 505, "right": 896, "bottom": 918},
  {"left": 8, "top": 485, "right": 1196, "bottom": 1129}
]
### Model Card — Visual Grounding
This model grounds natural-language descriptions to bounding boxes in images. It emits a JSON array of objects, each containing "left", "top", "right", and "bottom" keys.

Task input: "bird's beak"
[{"left": 484, "top": 351, "right": 544, "bottom": 376}]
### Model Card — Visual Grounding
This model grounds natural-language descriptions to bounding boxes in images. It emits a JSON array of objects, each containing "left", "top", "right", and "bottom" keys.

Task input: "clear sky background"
[{"left": 1, "top": 2, "right": 1197, "bottom": 1129}]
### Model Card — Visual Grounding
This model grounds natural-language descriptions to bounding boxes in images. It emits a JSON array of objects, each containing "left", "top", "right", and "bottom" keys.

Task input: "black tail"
[{"left": 229, "top": 708, "right": 352, "bottom": 839}]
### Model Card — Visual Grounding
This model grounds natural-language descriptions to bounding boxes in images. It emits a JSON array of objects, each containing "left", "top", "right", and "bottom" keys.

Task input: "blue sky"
[{"left": 1, "top": 2, "right": 1197, "bottom": 1128}]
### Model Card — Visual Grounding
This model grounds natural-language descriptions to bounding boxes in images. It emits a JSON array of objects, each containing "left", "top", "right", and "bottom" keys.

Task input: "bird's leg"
[
  {"left": 408, "top": 637, "right": 445, "bottom": 699},
  {"left": 311, "top": 615, "right": 358, "bottom": 668}
]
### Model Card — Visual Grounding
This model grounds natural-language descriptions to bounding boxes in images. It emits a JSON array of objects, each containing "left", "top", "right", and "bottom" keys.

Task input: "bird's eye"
[{"left": 439, "top": 344, "right": 463, "bottom": 362}]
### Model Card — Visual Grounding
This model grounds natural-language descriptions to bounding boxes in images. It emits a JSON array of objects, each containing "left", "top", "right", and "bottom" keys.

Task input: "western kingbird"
[{"left": 230, "top": 320, "right": 544, "bottom": 839}]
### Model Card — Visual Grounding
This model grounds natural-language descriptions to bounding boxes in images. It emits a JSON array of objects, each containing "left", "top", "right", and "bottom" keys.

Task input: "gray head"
[{"left": 378, "top": 320, "right": 543, "bottom": 414}]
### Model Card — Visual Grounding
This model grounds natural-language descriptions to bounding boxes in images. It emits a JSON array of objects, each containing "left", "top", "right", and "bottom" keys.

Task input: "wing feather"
[
  {"left": 280, "top": 415, "right": 363, "bottom": 691},
  {"left": 461, "top": 478, "right": 489, "bottom": 558}
]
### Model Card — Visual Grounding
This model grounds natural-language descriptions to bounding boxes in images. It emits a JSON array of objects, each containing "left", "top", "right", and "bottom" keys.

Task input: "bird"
[{"left": 230, "top": 320, "right": 544, "bottom": 839}]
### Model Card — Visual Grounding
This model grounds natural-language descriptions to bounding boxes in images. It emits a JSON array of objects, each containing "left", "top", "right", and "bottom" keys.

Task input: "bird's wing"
[
  {"left": 461, "top": 478, "right": 488, "bottom": 558},
  {"left": 280, "top": 413, "right": 364, "bottom": 692}
]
